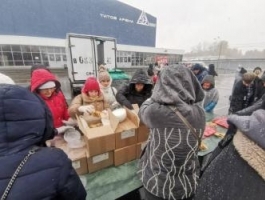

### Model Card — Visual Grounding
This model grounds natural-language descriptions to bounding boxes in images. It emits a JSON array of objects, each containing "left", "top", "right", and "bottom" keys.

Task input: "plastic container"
[
  {"left": 64, "top": 128, "right": 84, "bottom": 148},
  {"left": 112, "top": 108, "right": 127, "bottom": 123},
  {"left": 109, "top": 69, "right": 131, "bottom": 90}
]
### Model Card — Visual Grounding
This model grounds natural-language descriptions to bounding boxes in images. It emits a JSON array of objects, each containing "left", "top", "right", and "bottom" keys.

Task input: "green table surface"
[
  {"left": 80, "top": 160, "right": 142, "bottom": 200},
  {"left": 79, "top": 113, "right": 228, "bottom": 199},
  {"left": 198, "top": 112, "right": 227, "bottom": 156}
]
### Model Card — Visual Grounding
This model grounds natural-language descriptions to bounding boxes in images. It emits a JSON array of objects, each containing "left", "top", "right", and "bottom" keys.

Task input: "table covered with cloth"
[
  {"left": 80, "top": 113, "right": 228, "bottom": 200},
  {"left": 198, "top": 112, "right": 228, "bottom": 157},
  {"left": 80, "top": 160, "right": 142, "bottom": 200}
]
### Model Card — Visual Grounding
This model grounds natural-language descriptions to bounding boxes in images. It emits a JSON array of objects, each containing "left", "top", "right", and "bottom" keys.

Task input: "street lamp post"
[{"left": 214, "top": 37, "right": 222, "bottom": 72}]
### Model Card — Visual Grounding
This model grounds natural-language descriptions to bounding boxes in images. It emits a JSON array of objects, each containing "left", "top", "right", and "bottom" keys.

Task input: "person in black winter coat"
[
  {"left": 0, "top": 84, "right": 86, "bottom": 200},
  {"left": 229, "top": 72, "right": 261, "bottom": 114},
  {"left": 116, "top": 69, "right": 153, "bottom": 110},
  {"left": 195, "top": 109, "right": 265, "bottom": 200},
  {"left": 147, "top": 63, "right": 154, "bottom": 76},
  {"left": 208, "top": 64, "right": 218, "bottom": 77}
]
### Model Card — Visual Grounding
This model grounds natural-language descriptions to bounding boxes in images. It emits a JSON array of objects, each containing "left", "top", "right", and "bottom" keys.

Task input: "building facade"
[{"left": 0, "top": 0, "right": 183, "bottom": 68}]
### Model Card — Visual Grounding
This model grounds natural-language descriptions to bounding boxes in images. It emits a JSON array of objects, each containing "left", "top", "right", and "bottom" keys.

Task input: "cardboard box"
[
  {"left": 115, "top": 108, "right": 140, "bottom": 149},
  {"left": 55, "top": 142, "right": 89, "bottom": 175},
  {"left": 136, "top": 123, "right": 150, "bottom": 143},
  {"left": 114, "top": 144, "right": 136, "bottom": 166},
  {"left": 136, "top": 142, "right": 147, "bottom": 159},
  {"left": 87, "top": 151, "right": 114, "bottom": 173},
  {"left": 76, "top": 109, "right": 119, "bottom": 157}
]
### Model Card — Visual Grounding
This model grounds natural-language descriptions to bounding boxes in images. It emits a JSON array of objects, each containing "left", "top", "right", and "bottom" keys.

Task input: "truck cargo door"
[
  {"left": 68, "top": 36, "right": 96, "bottom": 81},
  {"left": 96, "top": 40, "right": 116, "bottom": 70}
]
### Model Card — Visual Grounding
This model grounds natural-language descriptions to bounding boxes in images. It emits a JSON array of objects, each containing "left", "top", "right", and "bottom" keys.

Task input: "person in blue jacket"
[
  {"left": 0, "top": 80, "right": 86, "bottom": 199},
  {"left": 201, "top": 75, "right": 219, "bottom": 113},
  {"left": 191, "top": 63, "right": 209, "bottom": 83}
]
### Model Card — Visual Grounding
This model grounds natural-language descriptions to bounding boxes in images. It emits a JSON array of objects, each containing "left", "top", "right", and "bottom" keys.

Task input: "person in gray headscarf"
[
  {"left": 195, "top": 109, "right": 265, "bottom": 200},
  {"left": 138, "top": 64, "right": 206, "bottom": 200}
]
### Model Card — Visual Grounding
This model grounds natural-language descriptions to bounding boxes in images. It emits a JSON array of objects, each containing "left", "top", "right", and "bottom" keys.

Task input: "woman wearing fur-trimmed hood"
[
  {"left": 138, "top": 64, "right": 206, "bottom": 200},
  {"left": 195, "top": 109, "right": 265, "bottom": 200}
]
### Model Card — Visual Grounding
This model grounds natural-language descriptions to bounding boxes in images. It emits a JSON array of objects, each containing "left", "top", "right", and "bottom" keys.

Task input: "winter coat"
[
  {"left": 208, "top": 64, "right": 218, "bottom": 77},
  {"left": 192, "top": 64, "right": 209, "bottom": 83},
  {"left": 99, "top": 78, "right": 118, "bottom": 107},
  {"left": 31, "top": 69, "right": 69, "bottom": 128},
  {"left": 202, "top": 75, "right": 219, "bottom": 112},
  {"left": 236, "top": 93, "right": 265, "bottom": 116},
  {"left": 229, "top": 80, "right": 261, "bottom": 114},
  {"left": 195, "top": 109, "right": 265, "bottom": 200},
  {"left": 116, "top": 69, "right": 153, "bottom": 110},
  {"left": 68, "top": 92, "right": 108, "bottom": 119},
  {"left": 231, "top": 67, "right": 247, "bottom": 96},
  {"left": 0, "top": 84, "right": 86, "bottom": 200},
  {"left": 138, "top": 64, "right": 206, "bottom": 200}
]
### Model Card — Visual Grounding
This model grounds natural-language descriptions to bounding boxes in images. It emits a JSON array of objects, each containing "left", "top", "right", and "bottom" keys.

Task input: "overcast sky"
[{"left": 119, "top": 0, "right": 265, "bottom": 52}]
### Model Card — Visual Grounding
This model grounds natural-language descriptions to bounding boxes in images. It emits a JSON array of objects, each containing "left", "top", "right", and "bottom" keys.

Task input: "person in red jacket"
[{"left": 30, "top": 69, "right": 72, "bottom": 134}]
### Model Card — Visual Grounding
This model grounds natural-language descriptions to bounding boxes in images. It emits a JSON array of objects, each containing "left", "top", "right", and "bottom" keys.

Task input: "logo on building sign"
[{"left": 137, "top": 11, "right": 156, "bottom": 27}]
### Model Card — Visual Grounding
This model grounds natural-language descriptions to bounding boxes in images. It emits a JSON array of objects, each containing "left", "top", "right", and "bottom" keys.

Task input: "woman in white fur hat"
[{"left": 98, "top": 65, "right": 119, "bottom": 109}]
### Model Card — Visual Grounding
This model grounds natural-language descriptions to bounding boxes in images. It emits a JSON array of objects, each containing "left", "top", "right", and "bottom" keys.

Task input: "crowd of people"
[{"left": 0, "top": 62, "right": 265, "bottom": 200}]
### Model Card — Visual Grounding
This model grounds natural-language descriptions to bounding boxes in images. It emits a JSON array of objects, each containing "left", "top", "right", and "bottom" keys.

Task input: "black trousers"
[{"left": 144, "top": 187, "right": 194, "bottom": 200}]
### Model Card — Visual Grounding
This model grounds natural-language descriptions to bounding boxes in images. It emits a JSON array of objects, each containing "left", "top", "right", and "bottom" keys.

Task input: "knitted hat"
[
  {"left": 38, "top": 81, "right": 56, "bottom": 89},
  {"left": 0, "top": 73, "right": 15, "bottom": 84},
  {"left": 82, "top": 77, "right": 100, "bottom": 93},
  {"left": 98, "top": 65, "right": 111, "bottom": 82},
  {"left": 192, "top": 63, "right": 202, "bottom": 71}
]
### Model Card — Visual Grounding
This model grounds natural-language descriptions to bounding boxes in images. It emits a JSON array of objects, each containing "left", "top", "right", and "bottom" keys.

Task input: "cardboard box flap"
[
  {"left": 107, "top": 108, "right": 119, "bottom": 130},
  {"left": 125, "top": 107, "right": 140, "bottom": 127},
  {"left": 132, "top": 104, "right": 139, "bottom": 114},
  {"left": 115, "top": 118, "right": 137, "bottom": 132},
  {"left": 114, "top": 107, "right": 140, "bottom": 133},
  {"left": 76, "top": 109, "right": 119, "bottom": 139}
]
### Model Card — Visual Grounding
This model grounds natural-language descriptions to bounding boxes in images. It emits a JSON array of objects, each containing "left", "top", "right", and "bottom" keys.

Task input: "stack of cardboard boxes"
[{"left": 49, "top": 106, "right": 150, "bottom": 175}]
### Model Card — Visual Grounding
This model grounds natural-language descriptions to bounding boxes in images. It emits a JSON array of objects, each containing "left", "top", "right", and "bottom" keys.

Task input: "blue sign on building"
[{"left": 0, "top": 0, "right": 157, "bottom": 47}]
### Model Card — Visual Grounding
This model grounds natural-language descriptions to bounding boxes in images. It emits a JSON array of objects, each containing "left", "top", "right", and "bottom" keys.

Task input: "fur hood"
[
  {"left": 229, "top": 109, "right": 265, "bottom": 180},
  {"left": 228, "top": 109, "right": 265, "bottom": 149}
]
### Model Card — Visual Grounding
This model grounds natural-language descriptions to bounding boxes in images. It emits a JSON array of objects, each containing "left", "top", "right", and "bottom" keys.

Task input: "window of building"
[
  {"left": 54, "top": 47, "right": 61, "bottom": 53},
  {"left": 32, "top": 53, "right": 41, "bottom": 62},
  {"left": 40, "top": 46, "right": 47, "bottom": 53},
  {"left": 11, "top": 45, "right": 21, "bottom": 52},
  {"left": 47, "top": 47, "right": 55, "bottom": 53},
  {"left": 55, "top": 54, "right": 61, "bottom": 61},
  {"left": 21, "top": 45, "right": 31, "bottom": 53},
  {"left": 13, "top": 52, "right": 24, "bottom": 65},
  {"left": 62, "top": 55, "right": 67, "bottom": 61},
  {"left": 41, "top": 53, "right": 48, "bottom": 61},
  {"left": 49, "top": 54, "right": 55, "bottom": 61},
  {"left": 30, "top": 46, "right": 40, "bottom": 53},
  {"left": 2, "top": 52, "right": 14, "bottom": 66},
  {"left": 2, "top": 45, "right": 11, "bottom": 52}
]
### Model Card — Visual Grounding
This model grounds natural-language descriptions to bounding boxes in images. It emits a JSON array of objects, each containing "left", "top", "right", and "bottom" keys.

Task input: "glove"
[
  {"left": 78, "top": 105, "right": 95, "bottom": 114},
  {"left": 62, "top": 118, "right": 77, "bottom": 126},
  {"left": 56, "top": 126, "right": 74, "bottom": 134}
]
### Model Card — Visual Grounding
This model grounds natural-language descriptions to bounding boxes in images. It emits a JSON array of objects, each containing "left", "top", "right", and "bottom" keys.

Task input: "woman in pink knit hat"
[{"left": 68, "top": 76, "right": 108, "bottom": 120}]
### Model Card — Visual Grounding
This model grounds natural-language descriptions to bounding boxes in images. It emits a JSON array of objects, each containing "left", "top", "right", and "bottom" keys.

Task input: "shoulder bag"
[
  {"left": 169, "top": 106, "right": 201, "bottom": 146},
  {"left": 1, "top": 147, "right": 39, "bottom": 200}
]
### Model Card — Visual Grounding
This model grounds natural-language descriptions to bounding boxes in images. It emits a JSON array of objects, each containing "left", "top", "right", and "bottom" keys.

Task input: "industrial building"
[{"left": 0, "top": 0, "right": 183, "bottom": 68}]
